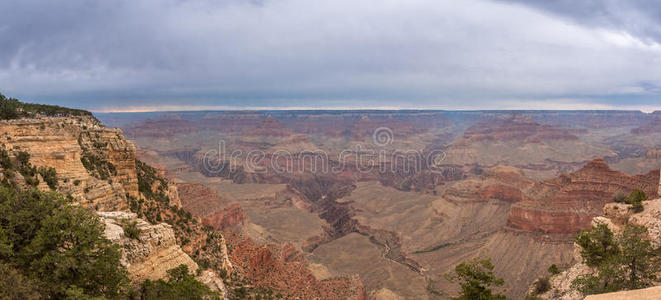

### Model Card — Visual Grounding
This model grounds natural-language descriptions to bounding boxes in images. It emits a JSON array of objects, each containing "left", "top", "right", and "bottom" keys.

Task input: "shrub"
[
  {"left": 73, "top": 179, "right": 81, "bottom": 186},
  {"left": 0, "top": 262, "right": 41, "bottom": 299},
  {"left": 121, "top": 219, "right": 141, "bottom": 240},
  {"left": 15, "top": 151, "right": 30, "bottom": 166},
  {"left": 0, "top": 93, "right": 95, "bottom": 120},
  {"left": 140, "top": 264, "right": 218, "bottom": 300},
  {"left": 0, "top": 186, "right": 130, "bottom": 298},
  {"left": 548, "top": 264, "right": 560, "bottom": 275},
  {"left": 572, "top": 224, "right": 661, "bottom": 295},
  {"left": 626, "top": 189, "right": 647, "bottom": 212},
  {"left": 0, "top": 148, "right": 12, "bottom": 170},
  {"left": 445, "top": 258, "right": 506, "bottom": 300},
  {"left": 532, "top": 277, "right": 550, "bottom": 295},
  {"left": 37, "top": 166, "right": 58, "bottom": 190},
  {"left": 575, "top": 224, "right": 618, "bottom": 267}
]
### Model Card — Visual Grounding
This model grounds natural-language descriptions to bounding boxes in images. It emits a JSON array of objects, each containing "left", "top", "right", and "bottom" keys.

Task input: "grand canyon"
[
  {"left": 90, "top": 109, "right": 661, "bottom": 298},
  {"left": 5, "top": 1, "right": 661, "bottom": 299}
]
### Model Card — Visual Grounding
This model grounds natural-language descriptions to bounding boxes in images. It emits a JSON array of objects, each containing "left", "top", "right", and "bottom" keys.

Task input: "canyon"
[
  {"left": 4, "top": 107, "right": 659, "bottom": 298},
  {"left": 91, "top": 109, "right": 661, "bottom": 298}
]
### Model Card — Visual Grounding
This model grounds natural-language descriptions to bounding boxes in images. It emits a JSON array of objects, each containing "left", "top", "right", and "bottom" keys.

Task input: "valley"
[{"left": 96, "top": 110, "right": 661, "bottom": 299}]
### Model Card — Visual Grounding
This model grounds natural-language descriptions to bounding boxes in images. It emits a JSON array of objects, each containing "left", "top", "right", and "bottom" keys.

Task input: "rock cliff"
[
  {"left": 536, "top": 184, "right": 661, "bottom": 300},
  {"left": 0, "top": 115, "right": 231, "bottom": 297},
  {"left": 0, "top": 116, "right": 138, "bottom": 210},
  {"left": 507, "top": 159, "right": 659, "bottom": 234}
]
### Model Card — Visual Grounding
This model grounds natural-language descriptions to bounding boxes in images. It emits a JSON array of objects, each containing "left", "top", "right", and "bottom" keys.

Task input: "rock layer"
[{"left": 507, "top": 159, "right": 659, "bottom": 234}]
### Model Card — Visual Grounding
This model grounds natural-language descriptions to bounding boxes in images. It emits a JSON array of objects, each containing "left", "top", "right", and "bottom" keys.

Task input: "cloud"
[{"left": 1, "top": 0, "right": 661, "bottom": 110}]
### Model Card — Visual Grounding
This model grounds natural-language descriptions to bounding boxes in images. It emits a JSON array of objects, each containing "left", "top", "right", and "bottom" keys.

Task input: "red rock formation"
[
  {"left": 479, "top": 184, "right": 524, "bottom": 203},
  {"left": 178, "top": 183, "right": 247, "bottom": 229},
  {"left": 464, "top": 115, "right": 583, "bottom": 142},
  {"left": 226, "top": 233, "right": 366, "bottom": 299},
  {"left": 507, "top": 159, "right": 660, "bottom": 234},
  {"left": 202, "top": 203, "right": 248, "bottom": 231}
]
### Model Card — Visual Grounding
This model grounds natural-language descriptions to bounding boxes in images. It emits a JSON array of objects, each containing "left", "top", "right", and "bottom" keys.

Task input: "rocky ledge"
[{"left": 98, "top": 211, "right": 228, "bottom": 296}]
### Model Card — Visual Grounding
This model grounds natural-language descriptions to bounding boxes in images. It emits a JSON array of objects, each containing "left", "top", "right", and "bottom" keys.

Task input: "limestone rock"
[
  {"left": 584, "top": 286, "right": 661, "bottom": 299},
  {"left": 0, "top": 117, "right": 138, "bottom": 210},
  {"left": 97, "top": 212, "right": 198, "bottom": 282}
]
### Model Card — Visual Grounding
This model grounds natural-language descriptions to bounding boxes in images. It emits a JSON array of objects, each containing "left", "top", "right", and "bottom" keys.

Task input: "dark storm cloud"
[
  {"left": 498, "top": 0, "right": 661, "bottom": 43},
  {"left": 1, "top": 0, "right": 661, "bottom": 111}
]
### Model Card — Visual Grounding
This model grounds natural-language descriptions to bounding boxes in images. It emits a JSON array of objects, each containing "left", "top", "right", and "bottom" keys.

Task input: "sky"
[{"left": 2, "top": 0, "right": 661, "bottom": 112}]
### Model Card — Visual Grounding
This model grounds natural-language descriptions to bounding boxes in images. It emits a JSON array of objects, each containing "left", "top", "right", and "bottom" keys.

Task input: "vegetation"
[
  {"left": 0, "top": 186, "right": 130, "bottom": 298},
  {"left": 140, "top": 264, "right": 218, "bottom": 300},
  {"left": 445, "top": 258, "right": 506, "bottom": 300},
  {"left": 137, "top": 159, "right": 170, "bottom": 204},
  {"left": 0, "top": 149, "right": 40, "bottom": 187},
  {"left": 77, "top": 131, "right": 119, "bottom": 181},
  {"left": 571, "top": 223, "right": 661, "bottom": 295},
  {"left": 122, "top": 219, "right": 142, "bottom": 240},
  {"left": 0, "top": 93, "right": 95, "bottom": 120},
  {"left": 626, "top": 189, "right": 647, "bottom": 213},
  {"left": 37, "top": 166, "right": 58, "bottom": 190},
  {"left": 547, "top": 264, "right": 560, "bottom": 275},
  {"left": 531, "top": 277, "right": 550, "bottom": 295}
]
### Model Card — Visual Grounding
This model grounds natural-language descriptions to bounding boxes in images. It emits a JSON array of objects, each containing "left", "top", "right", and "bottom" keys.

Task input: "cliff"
[
  {"left": 0, "top": 116, "right": 138, "bottom": 210},
  {"left": 507, "top": 159, "right": 659, "bottom": 234},
  {"left": 536, "top": 189, "right": 661, "bottom": 300},
  {"left": 0, "top": 114, "right": 231, "bottom": 297}
]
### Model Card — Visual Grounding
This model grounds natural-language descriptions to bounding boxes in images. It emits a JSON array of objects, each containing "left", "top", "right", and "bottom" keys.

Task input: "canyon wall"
[{"left": 0, "top": 116, "right": 231, "bottom": 297}]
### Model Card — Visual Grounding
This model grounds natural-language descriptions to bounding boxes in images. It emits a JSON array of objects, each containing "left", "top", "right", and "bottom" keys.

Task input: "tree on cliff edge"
[
  {"left": 572, "top": 223, "right": 661, "bottom": 295},
  {"left": 445, "top": 258, "right": 506, "bottom": 300},
  {"left": 0, "top": 186, "right": 130, "bottom": 298}
]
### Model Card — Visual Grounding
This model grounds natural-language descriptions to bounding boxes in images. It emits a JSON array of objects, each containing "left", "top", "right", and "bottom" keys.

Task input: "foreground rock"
[{"left": 584, "top": 286, "right": 661, "bottom": 300}]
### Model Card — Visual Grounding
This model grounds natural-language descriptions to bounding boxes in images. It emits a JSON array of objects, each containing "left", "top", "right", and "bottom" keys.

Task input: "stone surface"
[
  {"left": 507, "top": 159, "right": 659, "bottom": 234},
  {"left": 584, "top": 286, "right": 661, "bottom": 300},
  {"left": 97, "top": 212, "right": 199, "bottom": 282},
  {"left": 0, "top": 116, "right": 138, "bottom": 210}
]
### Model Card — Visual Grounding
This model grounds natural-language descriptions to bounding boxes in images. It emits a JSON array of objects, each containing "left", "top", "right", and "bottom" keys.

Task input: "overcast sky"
[{"left": 2, "top": 0, "right": 661, "bottom": 112}]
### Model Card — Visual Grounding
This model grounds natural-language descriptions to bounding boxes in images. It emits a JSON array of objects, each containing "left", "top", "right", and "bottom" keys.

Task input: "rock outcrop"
[
  {"left": 98, "top": 211, "right": 228, "bottom": 297},
  {"left": 227, "top": 233, "right": 367, "bottom": 299},
  {"left": 537, "top": 195, "right": 661, "bottom": 300},
  {"left": 507, "top": 159, "right": 659, "bottom": 234},
  {"left": 583, "top": 286, "right": 661, "bottom": 299},
  {"left": 0, "top": 116, "right": 138, "bottom": 210},
  {"left": 0, "top": 115, "right": 232, "bottom": 297}
]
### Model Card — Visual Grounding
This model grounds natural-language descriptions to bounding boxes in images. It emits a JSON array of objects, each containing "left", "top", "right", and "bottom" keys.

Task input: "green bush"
[
  {"left": 0, "top": 93, "right": 95, "bottom": 120},
  {"left": 572, "top": 224, "right": 661, "bottom": 295},
  {"left": 626, "top": 189, "right": 647, "bottom": 212},
  {"left": 37, "top": 166, "right": 58, "bottom": 190},
  {"left": 15, "top": 150, "right": 30, "bottom": 166},
  {"left": 0, "top": 186, "right": 130, "bottom": 298},
  {"left": 532, "top": 277, "right": 550, "bottom": 295},
  {"left": 575, "top": 223, "right": 618, "bottom": 267},
  {"left": 445, "top": 258, "right": 506, "bottom": 300},
  {"left": 548, "top": 264, "right": 560, "bottom": 275},
  {"left": 0, "top": 148, "right": 12, "bottom": 170},
  {"left": 140, "top": 264, "right": 218, "bottom": 300},
  {"left": 121, "top": 219, "right": 142, "bottom": 240},
  {"left": 0, "top": 262, "right": 41, "bottom": 299}
]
